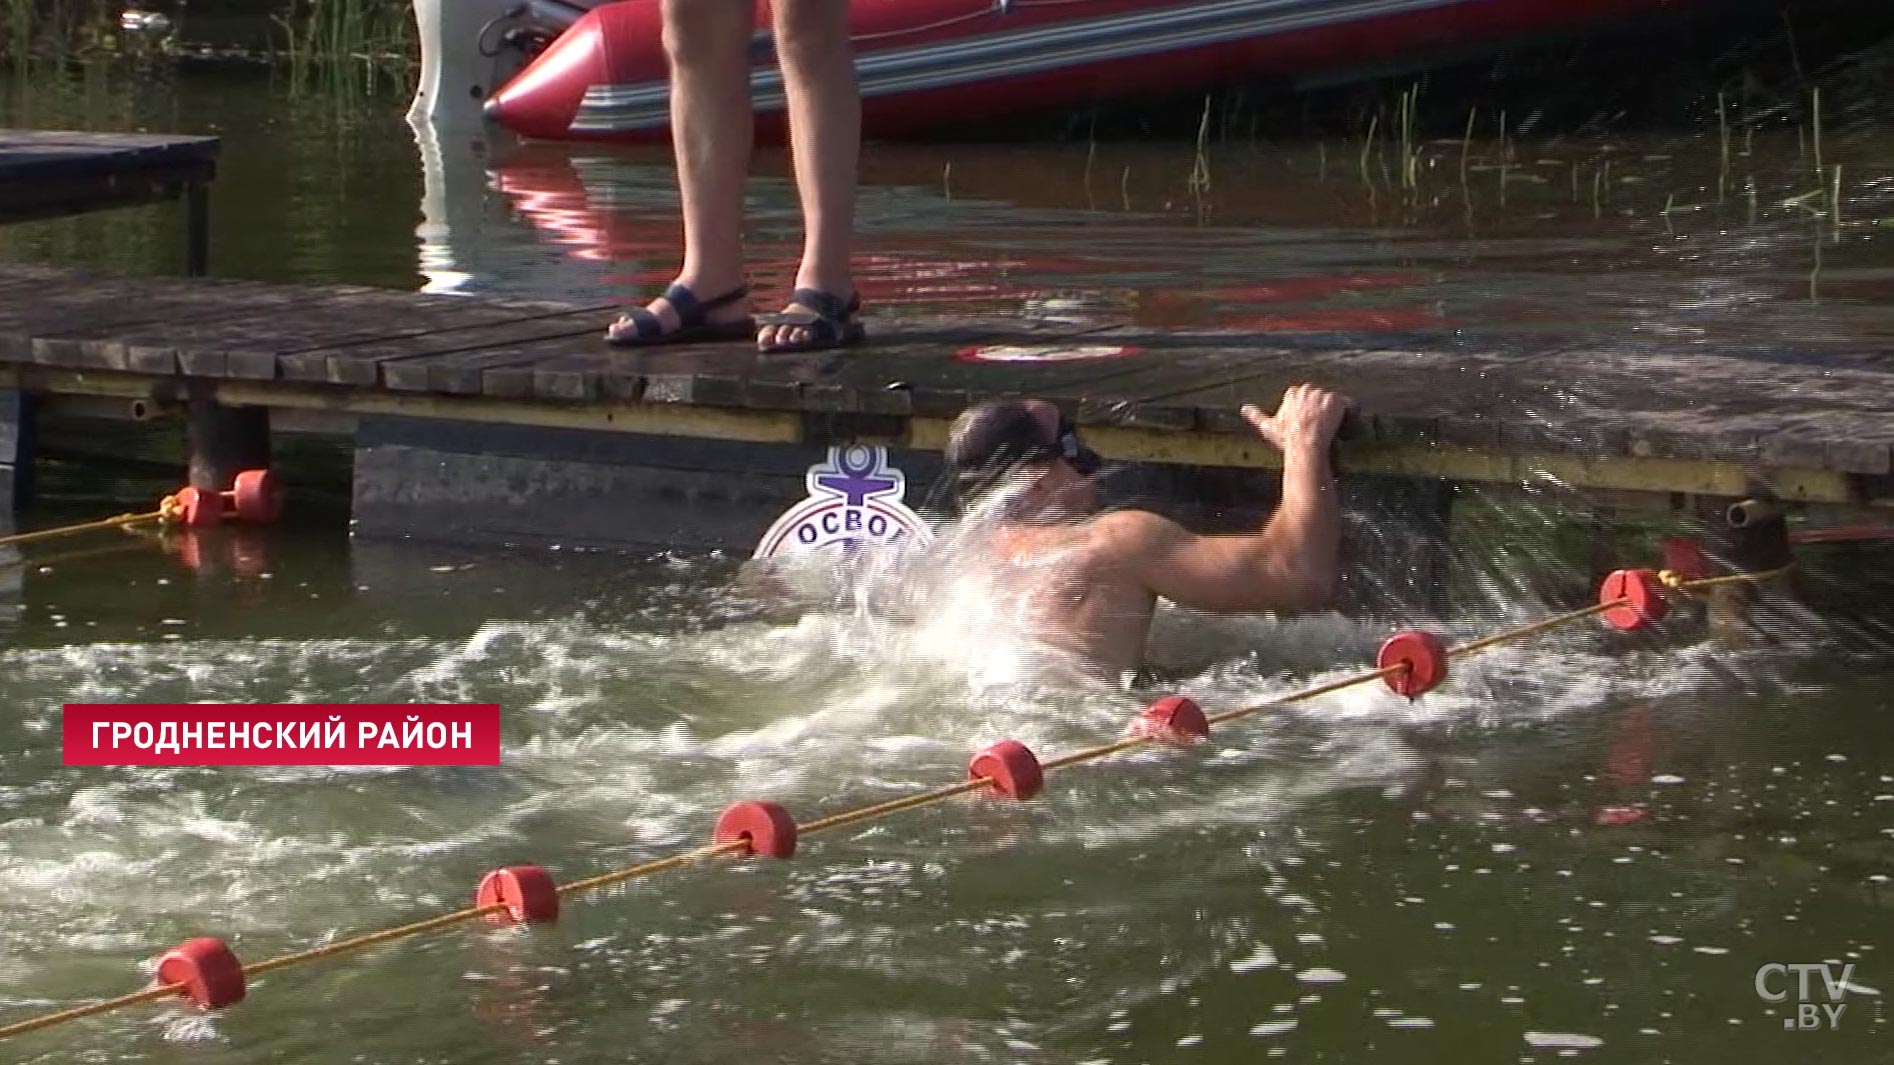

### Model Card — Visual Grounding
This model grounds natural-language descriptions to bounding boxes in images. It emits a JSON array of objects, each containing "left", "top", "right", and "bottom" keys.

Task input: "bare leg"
[
  {"left": 759, "top": 0, "right": 859, "bottom": 350},
  {"left": 608, "top": 0, "right": 756, "bottom": 340}
]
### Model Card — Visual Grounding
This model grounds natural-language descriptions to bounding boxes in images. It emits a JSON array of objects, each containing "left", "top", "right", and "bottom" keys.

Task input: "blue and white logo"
[{"left": 753, "top": 445, "right": 932, "bottom": 559}]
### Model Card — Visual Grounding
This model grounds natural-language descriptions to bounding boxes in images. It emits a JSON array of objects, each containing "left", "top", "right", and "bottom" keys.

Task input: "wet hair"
[{"left": 944, "top": 400, "right": 1057, "bottom": 506}]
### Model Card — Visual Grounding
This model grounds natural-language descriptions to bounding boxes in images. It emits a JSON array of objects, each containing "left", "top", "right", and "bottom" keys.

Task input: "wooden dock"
[
  {"left": 0, "top": 131, "right": 218, "bottom": 276},
  {"left": 0, "top": 263, "right": 1889, "bottom": 568}
]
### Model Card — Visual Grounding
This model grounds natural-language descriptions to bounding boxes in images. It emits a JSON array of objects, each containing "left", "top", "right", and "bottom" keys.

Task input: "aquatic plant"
[
  {"left": 274, "top": 0, "right": 414, "bottom": 95},
  {"left": 0, "top": 0, "right": 119, "bottom": 64}
]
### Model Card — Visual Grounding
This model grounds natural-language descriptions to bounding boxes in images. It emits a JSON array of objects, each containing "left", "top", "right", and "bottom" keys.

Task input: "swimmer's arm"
[
  {"left": 1101, "top": 456, "right": 1339, "bottom": 615},
  {"left": 1106, "top": 471, "right": 1340, "bottom": 613}
]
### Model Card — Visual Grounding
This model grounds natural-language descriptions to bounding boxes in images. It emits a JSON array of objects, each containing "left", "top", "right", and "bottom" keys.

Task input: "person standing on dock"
[
  {"left": 945, "top": 385, "right": 1350, "bottom": 678},
  {"left": 606, "top": 0, "right": 864, "bottom": 354}
]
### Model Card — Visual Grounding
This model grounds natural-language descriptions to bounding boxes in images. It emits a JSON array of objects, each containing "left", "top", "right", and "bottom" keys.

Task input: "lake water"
[{"left": 1, "top": 52, "right": 1891, "bottom": 1065}]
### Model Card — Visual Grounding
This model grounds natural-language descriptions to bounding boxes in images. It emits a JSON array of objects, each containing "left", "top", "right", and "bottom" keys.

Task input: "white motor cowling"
[{"left": 407, "top": 0, "right": 540, "bottom": 132}]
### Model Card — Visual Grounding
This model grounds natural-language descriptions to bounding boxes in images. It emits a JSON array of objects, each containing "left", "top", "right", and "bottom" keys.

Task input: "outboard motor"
[
  {"left": 407, "top": 0, "right": 600, "bottom": 133},
  {"left": 519, "top": 0, "right": 592, "bottom": 37}
]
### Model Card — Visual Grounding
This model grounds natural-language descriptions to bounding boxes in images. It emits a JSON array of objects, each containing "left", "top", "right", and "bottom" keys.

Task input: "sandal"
[
  {"left": 756, "top": 288, "right": 867, "bottom": 354},
  {"left": 605, "top": 283, "right": 754, "bottom": 346}
]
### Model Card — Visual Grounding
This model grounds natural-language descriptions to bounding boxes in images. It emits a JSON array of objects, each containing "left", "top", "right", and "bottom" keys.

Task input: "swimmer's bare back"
[{"left": 988, "top": 521, "right": 1161, "bottom": 677}]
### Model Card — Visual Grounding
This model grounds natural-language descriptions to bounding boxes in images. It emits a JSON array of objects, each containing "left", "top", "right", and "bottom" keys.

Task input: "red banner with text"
[{"left": 62, "top": 704, "right": 502, "bottom": 766}]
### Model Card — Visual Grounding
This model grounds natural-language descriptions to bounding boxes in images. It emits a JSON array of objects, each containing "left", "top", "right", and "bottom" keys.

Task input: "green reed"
[
  {"left": 1, "top": 0, "right": 110, "bottom": 65},
  {"left": 274, "top": 0, "right": 414, "bottom": 96},
  {"left": 4, "top": 0, "right": 31, "bottom": 62},
  {"left": 1187, "top": 94, "right": 1212, "bottom": 195}
]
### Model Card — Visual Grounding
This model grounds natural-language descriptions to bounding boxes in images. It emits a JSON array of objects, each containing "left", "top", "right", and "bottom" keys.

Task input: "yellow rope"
[
  {"left": 0, "top": 984, "right": 184, "bottom": 1041},
  {"left": 557, "top": 841, "right": 744, "bottom": 897},
  {"left": 0, "top": 510, "right": 165, "bottom": 550},
  {"left": 1660, "top": 563, "right": 1794, "bottom": 594},
  {"left": 240, "top": 903, "right": 508, "bottom": 979},
  {"left": 1209, "top": 664, "right": 1409, "bottom": 726},
  {"left": 800, "top": 778, "right": 994, "bottom": 835},
  {"left": 0, "top": 561, "right": 1797, "bottom": 1043},
  {"left": 1448, "top": 602, "right": 1619, "bottom": 658}
]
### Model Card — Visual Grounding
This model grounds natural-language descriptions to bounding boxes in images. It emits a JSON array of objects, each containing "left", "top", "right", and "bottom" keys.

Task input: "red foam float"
[
  {"left": 475, "top": 865, "right": 561, "bottom": 925},
  {"left": 173, "top": 486, "right": 222, "bottom": 529},
  {"left": 1599, "top": 568, "right": 1668, "bottom": 631},
  {"left": 1660, "top": 537, "right": 1708, "bottom": 582},
  {"left": 229, "top": 469, "right": 283, "bottom": 525},
  {"left": 968, "top": 739, "right": 1043, "bottom": 800},
  {"left": 1377, "top": 630, "right": 1449, "bottom": 698},
  {"left": 155, "top": 937, "right": 246, "bottom": 1010},
  {"left": 1131, "top": 696, "right": 1209, "bottom": 742},
  {"left": 713, "top": 801, "right": 798, "bottom": 859}
]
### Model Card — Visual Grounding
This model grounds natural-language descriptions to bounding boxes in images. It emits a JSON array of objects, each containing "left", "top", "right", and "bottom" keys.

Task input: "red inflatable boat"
[{"left": 482, "top": 0, "right": 1689, "bottom": 144}]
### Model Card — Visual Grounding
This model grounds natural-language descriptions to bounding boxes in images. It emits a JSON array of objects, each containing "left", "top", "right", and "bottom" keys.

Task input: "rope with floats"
[
  {"left": 0, "top": 470, "right": 283, "bottom": 551},
  {"left": 0, "top": 558, "right": 1796, "bottom": 1044}
]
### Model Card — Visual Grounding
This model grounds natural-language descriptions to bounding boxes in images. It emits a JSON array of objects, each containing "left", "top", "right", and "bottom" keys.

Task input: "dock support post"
[
  {"left": 1, "top": 389, "right": 34, "bottom": 513},
  {"left": 185, "top": 179, "right": 211, "bottom": 277},
  {"left": 187, "top": 393, "right": 270, "bottom": 492}
]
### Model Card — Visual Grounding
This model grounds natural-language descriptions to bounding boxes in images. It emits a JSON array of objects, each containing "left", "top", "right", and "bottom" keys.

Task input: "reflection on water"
[
  {"left": 458, "top": 132, "right": 1894, "bottom": 354},
  {"left": 2, "top": 66, "right": 1890, "bottom": 354},
  {"left": 0, "top": 62, "right": 1891, "bottom": 1065}
]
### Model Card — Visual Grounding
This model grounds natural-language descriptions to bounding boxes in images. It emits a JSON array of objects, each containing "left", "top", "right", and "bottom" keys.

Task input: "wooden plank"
[
  {"left": 900, "top": 413, "right": 1872, "bottom": 506},
  {"left": 16, "top": 366, "right": 1882, "bottom": 506},
  {"left": 528, "top": 353, "right": 608, "bottom": 403},
  {"left": 380, "top": 333, "right": 609, "bottom": 395},
  {"left": 0, "top": 131, "right": 217, "bottom": 226},
  {"left": 518, "top": 346, "right": 774, "bottom": 406},
  {"left": 26, "top": 279, "right": 359, "bottom": 370},
  {"left": 0, "top": 278, "right": 211, "bottom": 344},
  {"left": 130, "top": 296, "right": 423, "bottom": 378},
  {"left": 509, "top": 346, "right": 756, "bottom": 405},
  {"left": 1502, "top": 350, "right": 1891, "bottom": 473},
  {"left": 0, "top": 262, "right": 85, "bottom": 289},
  {"left": 489, "top": 314, "right": 1101, "bottom": 413},
  {"left": 631, "top": 344, "right": 802, "bottom": 410},
  {"left": 1148, "top": 348, "right": 1589, "bottom": 455},
  {"left": 866, "top": 331, "right": 1441, "bottom": 438},
  {"left": 0, "top": 130, "right": 219, "bottom": 185},
  {"left": 390, "top": 333, "right": 753, "bottom": 403},
  {"left": 718, "top": 317, "right": 1145, "bottom": 418},
  {"left": 1, "top": 265, "right": 1890, "bottom": 491},
  {"left": 1022, "top": 335, "right": 1342, "bottom": 432},
  {"left": 90, "top": 289, "right": 579, "bottom": 379},
  {"left": 281, "top": 305, "right": 617, "bottom": 386},
  {"left": 1157, "top": 346, "right": 1894, "bottom": 477}
]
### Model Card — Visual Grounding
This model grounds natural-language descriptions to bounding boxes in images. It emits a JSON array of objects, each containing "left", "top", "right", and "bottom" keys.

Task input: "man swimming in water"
[{"left": 944, "top": 384, "right": 1349, "bottom": 678}]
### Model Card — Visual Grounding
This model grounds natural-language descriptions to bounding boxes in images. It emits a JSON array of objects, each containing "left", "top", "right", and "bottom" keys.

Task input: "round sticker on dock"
[
  {"left": 956, "top": 343, "right": 1141, "bottom": 363},
  {"left": 754, "top": 445, "right": 933, "bottom": 559}
]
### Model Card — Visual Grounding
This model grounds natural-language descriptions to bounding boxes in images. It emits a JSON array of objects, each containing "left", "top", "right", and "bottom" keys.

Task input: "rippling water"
[
  {"left": 1, "top": 60, "right": 1891, "bottom": 1064},
  {"left": 1, "top": 535, "right": 1890, "bottom": 1063}
]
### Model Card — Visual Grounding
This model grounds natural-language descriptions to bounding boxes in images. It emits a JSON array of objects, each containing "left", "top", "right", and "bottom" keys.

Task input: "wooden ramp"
[{"left": 0, "top": 264, "right": 1889, "bottom": 515}]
